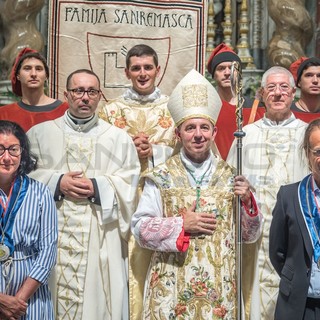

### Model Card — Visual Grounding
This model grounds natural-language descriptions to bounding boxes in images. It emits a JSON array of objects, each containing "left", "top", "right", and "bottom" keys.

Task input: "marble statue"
[
  {"left": 0, "top": 0, "right": 45, "bottom": 79},
  {"left": 267, "top": 0, "right": 313, "bottom": 68}
]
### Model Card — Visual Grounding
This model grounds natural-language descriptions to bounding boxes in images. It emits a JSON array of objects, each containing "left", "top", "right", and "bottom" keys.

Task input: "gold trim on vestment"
[{"left": 140, "top": 155, "right": 237, "bottom": 318}]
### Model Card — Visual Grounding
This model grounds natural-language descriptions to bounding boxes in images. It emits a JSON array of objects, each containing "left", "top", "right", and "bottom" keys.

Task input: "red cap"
[
  {"left": 289, "top": 57, "right": 308, "bottom": 85},
  {"left": 207, "top": 43, "right": 241, "bottom": 75},
  {"left": 289, "top": 56, "right": 320, "bottom": 86},
  {"left": 10, "top": 47, "right": 37, "bottom": 96}
]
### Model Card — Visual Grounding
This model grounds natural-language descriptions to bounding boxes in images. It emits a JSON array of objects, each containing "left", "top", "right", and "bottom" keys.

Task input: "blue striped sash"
[
  {"left": 0, "top": 175, "right": 29, "bottom": 255},
  {"left": 299, "top": 174, "right": 320, "bottom": 265}
]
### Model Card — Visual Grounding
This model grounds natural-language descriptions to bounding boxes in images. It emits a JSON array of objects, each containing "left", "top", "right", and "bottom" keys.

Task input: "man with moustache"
[{"left": 27, "top": 69, "right": 140, "bottom": 320}]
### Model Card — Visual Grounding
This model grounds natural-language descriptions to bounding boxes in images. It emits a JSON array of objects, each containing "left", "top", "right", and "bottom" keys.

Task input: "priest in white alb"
[
  {"left": 227, "top": 66, "right": 309, "bottom": 320},
  {"left": 27, "top": 69, "right": 140, "bottom": 320}
]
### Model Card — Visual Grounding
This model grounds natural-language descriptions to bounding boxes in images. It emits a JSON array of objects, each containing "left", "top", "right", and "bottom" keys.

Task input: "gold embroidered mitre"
[{"left": 167, "top": 69, "right": 222, "bottom": 126}]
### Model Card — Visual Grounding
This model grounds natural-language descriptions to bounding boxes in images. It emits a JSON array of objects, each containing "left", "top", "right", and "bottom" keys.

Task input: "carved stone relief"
[
  {"left": 267, "top": 0, "right": 313, "bottom": 68},
  {"left": 0, "top": 0, "right": 45, "bottom": 79}
]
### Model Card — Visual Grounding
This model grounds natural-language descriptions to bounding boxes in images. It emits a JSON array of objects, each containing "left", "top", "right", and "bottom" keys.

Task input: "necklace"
[
  {"left": 296, "top": 100, "right": 310, "bottom": 113},
  {"left": 186, "top": 165, "right": 212, "bottom": 210},
  {"left": 0, "top": 182, "right": 14, "bottom": 217}
]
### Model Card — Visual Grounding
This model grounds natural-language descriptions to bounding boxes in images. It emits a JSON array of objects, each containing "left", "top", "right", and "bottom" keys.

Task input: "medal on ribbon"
[
  {"left": 0, "top": 244, "right": 10, "bottom": 261},
  {"left": 0, "top": 176, "right": 30, "bottom": 261}
]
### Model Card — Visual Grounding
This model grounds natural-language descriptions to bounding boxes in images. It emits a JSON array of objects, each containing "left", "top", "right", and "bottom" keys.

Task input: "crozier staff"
[
  {"left": 0, "top": 120, "right": 57, "bottom": 320},
  {"left": 131, "top": 69, "right": 263, "bottom": 319}
]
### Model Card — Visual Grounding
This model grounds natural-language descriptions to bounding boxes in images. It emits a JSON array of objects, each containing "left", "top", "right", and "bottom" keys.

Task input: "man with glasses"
[
  {"left": 27, "top": 69, "right": 140, "bottom": 320},
  {"left": 227, "top": 66, "right": 309, "bottom": 320}
]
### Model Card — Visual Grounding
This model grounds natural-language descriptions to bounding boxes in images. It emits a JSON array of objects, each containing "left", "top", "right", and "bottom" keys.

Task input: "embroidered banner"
[{"left": 48, "top": 0, "right": 207, "bottom": 100}]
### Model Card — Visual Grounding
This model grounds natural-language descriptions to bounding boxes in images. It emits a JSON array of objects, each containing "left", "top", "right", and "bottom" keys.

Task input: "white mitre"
[{"left": 168, "top": 69, "right": 222, "bottom": 127}]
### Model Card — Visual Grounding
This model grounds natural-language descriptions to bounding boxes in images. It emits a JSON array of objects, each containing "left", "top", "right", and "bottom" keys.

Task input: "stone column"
[
  {"left": 236, "top": 0, "right": 256, "bottom": 69},
  {"left": 206, "top": 0, "right": 216, "bottom": 56},
  {"left": 0, "top": 0, "right": 45, "bottom": 80},
  {"left": 251, "top": 0, "right": 262, "bottom": 69},
  {"left": 223, "top": 0, "right": 233, "bottom": 48}
]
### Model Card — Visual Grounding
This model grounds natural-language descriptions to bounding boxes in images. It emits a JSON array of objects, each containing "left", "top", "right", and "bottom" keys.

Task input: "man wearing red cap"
[
  {"left": 0, "top": 48, "right": 68, "bottom": 131},
  {"left": 289, "top": 56, "right": 320, "bottom": 122},
  {"left": 207, "top": 43, "right": 265, "bottom": 160}
]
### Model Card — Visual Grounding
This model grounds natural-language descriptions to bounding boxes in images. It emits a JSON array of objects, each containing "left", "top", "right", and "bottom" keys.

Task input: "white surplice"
[
  {"left": 227, "top": 114, "right": 309, "bottom": 320},
  {"left": 27, "top": 112, "right": 140, "bottom": 320}
]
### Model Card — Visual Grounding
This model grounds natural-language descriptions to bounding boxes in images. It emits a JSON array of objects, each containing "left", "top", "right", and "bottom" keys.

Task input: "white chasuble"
[{"left": 27, "top": 114, "right": 140, "bottom": 320}]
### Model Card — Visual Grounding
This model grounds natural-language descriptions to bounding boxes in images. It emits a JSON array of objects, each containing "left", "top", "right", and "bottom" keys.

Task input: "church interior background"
[{"left": 0, "top": 0, "right": 319, "bottom": 104}]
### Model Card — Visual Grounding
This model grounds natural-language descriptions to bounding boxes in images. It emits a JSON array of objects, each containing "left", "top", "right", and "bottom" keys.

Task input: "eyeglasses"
[
  {"left": 309, "top": 148, "right": 320, "bottom": 157},
  {"left": 265, "top": 83, "right": 292, "bottom": 93},
  {"left": 0, "top": 144, "right": 22, "bottom": 157},
  {"left": 67, "top": 88, "right": 100, "bottom": 99}
]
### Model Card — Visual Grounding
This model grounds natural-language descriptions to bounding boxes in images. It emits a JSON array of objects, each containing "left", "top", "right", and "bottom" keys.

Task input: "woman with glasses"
[
  {"left": 0, "top": 120, "right": 57, "bottom": 319},
  {"left": 270, "top": 118, "right": 320, "bottom": 319}
]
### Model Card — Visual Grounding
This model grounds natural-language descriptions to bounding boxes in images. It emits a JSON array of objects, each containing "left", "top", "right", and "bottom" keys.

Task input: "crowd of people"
[{"left": 0, "top": 43, "right": 319, "bottom": 319}]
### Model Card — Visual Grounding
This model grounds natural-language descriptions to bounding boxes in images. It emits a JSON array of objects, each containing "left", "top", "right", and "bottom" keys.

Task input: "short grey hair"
[{"left": 261, "top": 66, "right": 295, "bottom": 88}]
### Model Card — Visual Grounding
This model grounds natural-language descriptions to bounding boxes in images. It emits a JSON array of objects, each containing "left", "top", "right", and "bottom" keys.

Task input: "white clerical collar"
[
  {"left": 65, "top": 111, "right": 98, "bottom": 132},
  {"left": 262, "top": 112, "right": 296, "bottom": 127},
  {"left": 123, "top": 87, "right": 161, "bottom": 102},
  {"left": 180, "top": 148, "right": 216, "bottom": 186}
]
